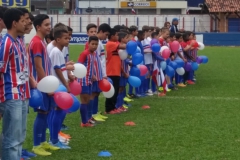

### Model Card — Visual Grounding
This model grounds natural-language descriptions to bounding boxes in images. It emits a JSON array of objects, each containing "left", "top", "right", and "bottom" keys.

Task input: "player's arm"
[
  {"left": 118, "top": 43, "right": 126, "bottom": 49},
  {"left": 29, "top": 76, "right": 37, "bottom": 88},
  {"left": 33, "top": 42, "right": 46, "bottom": 80},
  {"left": 0, "top": 42, "right": 12, "bottom": 77},
  {"left": 55, "top": 68, "right": 69, "bottom": 89}
]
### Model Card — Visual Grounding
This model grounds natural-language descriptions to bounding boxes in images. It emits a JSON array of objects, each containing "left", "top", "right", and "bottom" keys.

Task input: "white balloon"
[
  {"left": 102, "top": 84, "right": 115, "bottom": 98},
  {"left": 160, "top": 46, "right": 169, "bottom": 54},
  {"left": 73, "top": 63, "right": 87, "bottom": 78},
  {"left": 176, "top": 67, "right": 185, "bottom": 76},
  {"left": 118, "top": 49, "right": 128, "bottom": 60},
  {"left": 198, "top": 42, "right": 205, "bottom": 50},
  {"left": 37, "top": 76, "right": 60, "bottom": 93}
]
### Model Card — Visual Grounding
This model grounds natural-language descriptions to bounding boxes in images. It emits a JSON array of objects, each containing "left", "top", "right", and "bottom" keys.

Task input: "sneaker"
[
  {"left": 105, "top": 109, "right": 120, "bottom": 114},
  {"left": 88, "top": 118, "right": 96, "bottom": 124},
  {"left": 97, "top": 112, "right": 108, "bottom": 119},
  {"left": 59, "top": 139, "right": 69, "bottom": 146},
  {"left": 136, "top": 94, "right": 142, "bottom": 98},
  {"left": 146, "top": 92, "right": 153, "bottom": 96},
  {"left": 123, "top": 102, "right": 132, "bottom": 107},
  {"left": 92, "top": 114, "right": 105, "bottom": 122},
  {"left": 119, "top": 106, "right": 128, "bottom": 112},
  {"left": 61, "top": 124, "right": 68, "bottom": 131},
  {"left": 158, "top": 87, "right": 163, "bottom": 91},
  {"left": 124, "top": 97, "right": 132, "bottom": 102},
  {"left": 187, "top": 80, "right": 195, "bottom": 85},
  {"left": 41, "top": 142, "right": 60, "bottom": 151},
  {"left": 32, "top": 146, "right": 52, "bottom": 156},
  {"left": 167, "top": 89, "right": 171, "bottom": 92},
  {"left": 46, "top": 128, "right": 50, "bottom": 134},
  {"left": 147, "top": 89, "right": 153, "bottom": 94},
  {"left": 21, "top": 156, "right": 30, "bottom": 160},
  {"left": 158, "top": 92, "right": 166, "bottom": 97},
  {"left": 22, "top": 149, "right": 37, "bottom": 158},
  {"left": 59, "top": 132, "right": 71, "bottom": 139},
  {"left": 153, "top": 91, "right": 158, "bottom": 95},
  {"left": 177, "top": 83, "right": 187, "bottom": 87},
  {"left": 58, "top": 134, "right": 70, "bottom": 142},
  {"left": 123, "top": 105, "right": 128, "bottom": 109},
  {"left": 128, "top": 94, "right": 137, "bottom": 99},
  {"left": 193, "top": 78, "right": 196, "bottom": 82},
  {"left": 81, "top": 122, "right": 94, "bottom": 127},
  {"left": 50, "top": 141, "right": 71, "bottom": 149},
  {"left": 116, "top": 108, "right": 123, "bottom": 113}
]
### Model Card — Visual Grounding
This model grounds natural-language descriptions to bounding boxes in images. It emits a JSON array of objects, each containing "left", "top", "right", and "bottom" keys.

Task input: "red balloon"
[
  {"left": 191, "top": 40, "right": 199, "bottom": 48},
  {"left": 138, "top": 65, "right": 148, "bottom": 76},
  {"left": 54, "top": 92, "right": 74, "bottom": 110},
  {"left": 162, "top": 49, "right": 171, "bottom": 59},
  {"left": 69, "top": 80, "right": 82, "bottom": 96},
  {"left": 170, "top": 40, "right": 180, "bottom": 53},
  {"left": 99, "top": 79, "right": 111, "bottom": 92}
]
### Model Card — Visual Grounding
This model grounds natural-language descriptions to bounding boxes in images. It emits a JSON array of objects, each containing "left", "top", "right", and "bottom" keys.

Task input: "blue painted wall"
[
  {"left": 187, "top": 0, "right": 204, "bottom": 7},
  {"left": 197, "top": 33, "right": 240, "bottom": 46}
]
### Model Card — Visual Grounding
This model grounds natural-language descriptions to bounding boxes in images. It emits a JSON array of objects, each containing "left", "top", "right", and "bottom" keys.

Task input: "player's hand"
[
  {"left": 124, "top": 73, "right": 129, "bottom": 78},
  {"left": 92, "top": 75, "right": 97, "bottom": 81},
  {"left": 66, "top": 85, "right": 71, "bottom": 93},
  {"left": 48, "top": 92, "right": 54, "bottom": 96},
  {"left": 68, "top": 74, "right": 75, "bottom": 82},
  {"left": 66, "top": 65, "right": 74, "bottom": 71},
  {"left": 66, "top": 60, "right": 75, "bottom": 66}
]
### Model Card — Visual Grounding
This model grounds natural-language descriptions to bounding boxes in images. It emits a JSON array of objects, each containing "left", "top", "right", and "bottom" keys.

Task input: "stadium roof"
[{"left": 205, "top": 0, "right": 240, "bottom": 12}]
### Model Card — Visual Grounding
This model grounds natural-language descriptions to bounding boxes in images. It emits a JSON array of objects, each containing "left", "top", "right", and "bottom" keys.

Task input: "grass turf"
[{"left": 7, "top": 46, "right": 240, "bottom": 160}]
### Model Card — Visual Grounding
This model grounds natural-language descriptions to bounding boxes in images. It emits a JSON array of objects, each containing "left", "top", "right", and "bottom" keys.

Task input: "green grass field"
[{"left": 15, "top": 46, "right": 240, "bottom": 160}]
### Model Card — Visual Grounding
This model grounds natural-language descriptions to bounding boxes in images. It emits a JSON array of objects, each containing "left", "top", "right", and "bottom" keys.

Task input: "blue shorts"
[
  {"left": 119, "top": 76, "right": 127, "bottom": 87},
  {"left": 146, "top": 64, "right": 153, "bottom": 74},
  {"left": 92, "top": 81, "right": 101, "bottom": 93},
  {"left": 34, "top": 92, "right": 56, "bottom": 112},
  {"left": 81, "top": 85, "right": 92, "bottom": 95}
]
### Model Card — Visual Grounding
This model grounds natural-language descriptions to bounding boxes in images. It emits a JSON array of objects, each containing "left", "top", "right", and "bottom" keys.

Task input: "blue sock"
[
  {"left": 47, "top": 109, "right": 54, "bottom": 140},
  {"left": 60, "top": 111, "right": 66, "bottom": 127},
  {"left": 123, "top": 88, "right": 126, "bottom": 98},
  {"left": 116, "top": 93, "right": 121, "bottom": 108},
  {"left": 33, "top": 113, "right": 47, "bottom": 146},
  {"left": 41, "top": 114, "right": 47, "bottom": 143},
  {"left": 128, "top": 84, "right": 133, "bottom": 95},
  {"left": 147, "top": 78, "right": 150, "bottom": 90},
  {"left": 120, "top": 92, "right": 124, "bottom": 106},
  {"left": 151, "top": 78, "right": 156, "bottom": 92},
  {"left": 80, "top": 104, "right": 88, "bottom": 124},
  {"left": 51, "top": 110, "right": 63, "bottom": 144},
  {"left": 87, "top": 100, "right": 93, "bottom": 120},
  {"left": 135, "top": 88, "right": 139, "bottom": 95},
  {"left": 92, "top": 96, "right": 98, "bottom": 115}
]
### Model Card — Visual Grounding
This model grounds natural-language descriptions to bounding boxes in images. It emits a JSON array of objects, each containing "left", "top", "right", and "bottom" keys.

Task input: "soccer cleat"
[
  {"left": 41, "top": 142, "right": 60, "bottom": 151},
  {"left": 146, "top": 92, "right": 153, "bottom": 96},
  {"left": 124, "top": 97, "right": 133, "bottom": 102},
  {"left": 97, "top": 112, "right": 108, "bottom": 119},
  {"left": 81, "top": 122, "right": 94, "bottom": 127},
  {"left": 21, "top": 156, "right": 30, "bottom": 160},
  {"left": 92, "top": 114, "right": 105, "bottom": 122},
  {"left": 50, "top": 141, "right": 71, "bottom": 149},
  {"left": 46, "top": 128, "right": 50, "bottom": 134},
  {"left": 61, "top": 124, "right": 68, "bottom": 131},
  {"left": 105, "top": 109, "right": 120, "bottom": 114},
  {"left": 177, "top": 83, "right": 187, "bottom": 87},
  {"left": 88, "top": 118, "right": 96, "bottom": 124},
  {"left": 58, "top": 134, "right": 70, "bottom": 142},
  {"left": 158, "top": 87, "right": 163, "bottom": 91},
  {"left": 22, "top": 149, "right": 37, "bottom": 158},
  {"left": 59, "top": 131, "right": 71, "bottom": 139},
  {"left": 123, "top": 105, "right": 128, "bottom": 109},
  {"left": 167, "top": 89, "right": 171, "bottom": 92},
  {"left": 158, "top": 92, "right": 166, "bottom": 97},
  {"left": 32, "top": 146, "right": 52, "bottom": 156},
  {"left": 147, "top": 89, "right": 153, "bottom": 94},
  {"left": 187, "top": 80, "right": 195, "bottom": 85},
  {"left": 119, "top": 106, "right": 128, "bottom": 112}
]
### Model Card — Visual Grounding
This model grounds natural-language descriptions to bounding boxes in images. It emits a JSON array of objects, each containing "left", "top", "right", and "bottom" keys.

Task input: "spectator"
[{"left": 164, "top": 21, "right": 171, "bottom": 29}]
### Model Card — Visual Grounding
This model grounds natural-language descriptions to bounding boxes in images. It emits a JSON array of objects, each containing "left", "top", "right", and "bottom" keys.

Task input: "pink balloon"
[
  {"left": 138, "top": 65, "right": 148, "bottom": 76},
  {"left": 54, "top": 92, "right": 74, "bottom": 110},
  {"left": 69, "top": 80, "right": 82, "bottom": 96},
  {"left": 170, "top": 40, "right": 180, "bottom": 53},
  {"left": 162, "top": 49, "right": 171, "bottom": 59}
]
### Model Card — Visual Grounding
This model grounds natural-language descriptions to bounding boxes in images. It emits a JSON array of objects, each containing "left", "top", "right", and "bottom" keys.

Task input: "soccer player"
[
  {"left": 105, "top": 28, "right": 126, "bottom": 114},
  {"left": 29, "top": 14, "right": 60, "bottom": 156},
  {"left": 129, "top": 25, "right": 138, "bottom": 41},
  {"left": 49, "top": 24, "right": 71, "bottom": 149},
  {"left": 0, "top": 8, "right": 27, "bottom": 160},
  {"left": 78, "top": 36, "right": 99, "bottom": 127}
]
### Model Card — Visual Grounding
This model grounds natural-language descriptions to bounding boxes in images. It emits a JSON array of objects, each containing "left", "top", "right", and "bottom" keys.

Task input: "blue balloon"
[
  {"left": 191, "top": 62, "right": 199, "bottom": 71},
  {"left": 165, "top": 65, "right": 175, "bottom": 77},
  {"left": 169, "top": 61, "right": 178, "bottom": 70},
  {"left": 130, "top": 66, "right": 140, "bottom": 77},
  {"left": 67, "top": 94, "right": 80, "bottom": 113},
  {"left": 107, "top": 77, "right": 113, "bottom": 84},
  {"left": 166, "top": 58, "right": 171, "bottom": 65},
  {"left": 136, "top": 46, "right": 141, "bottom": 53},
  {"left": 132, "top": 52, "right": 143, "bottom": 65},
  {"left": 174, "top": 59, "right": 184, "bottom": 68},
  {"left": 151, "top": 43, "right": 161, "bottom": 53},
  {"left": 126, "top": 41, "right": 137, "bottom": 55},
  {"left": 29, "top": 89, "right": 43, "bottom": 108},
  {"left": 160, "top": 61, "right": 167, "bottom": 70},
  {"left": 128, "top": 76, "right": 141, "bottom": 87},
  {"left": 200, "top": 56, "right": 208, "bottom": 64},
  {"left": 55, "top": 84, "right": 67, "bottom": 93}
]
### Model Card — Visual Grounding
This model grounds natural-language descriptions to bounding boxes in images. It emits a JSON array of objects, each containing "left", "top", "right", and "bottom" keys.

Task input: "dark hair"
[
  {"left": 142, "top": 25, "right": 150, "bottom": 32},
  {"left": 129, "top": 25, "right": 138, "bottom": 33},
  {"left": 86, "top": 23, "right": 97, "bottom": 32},
  {"left": 175, "top": 32, "right": 182, "bottom": 40},
  {"left": 33, "top": 14, "right": 49, "bottom": 29},
  {"left": 151, "top": 32, "right": 158, "bottom": 38},
  {"left": 45, "top": 29, "right": 54, "bottom": 41},
  {"left": 67, "top": 26, "right": 73, "bottom": 32},
  {"left": 119, "top": 29, "right": 129, "bottom": 34},
  {"left": 108, "top": 28, "right": 117, "bottom": 39},
  {"left": 88, "top": 36, "right": 99, "bottom": 43},
  {"left": 54, "top": 22, "right": 65, "bottom": 28},
  {"left": 98, "top": 23, "right": 111, "bottom": 34},
  {"left": 118, "top": 32, "right": 128, "bottom": 42},
  {"left": 169, "top": 32, "right": 175, "bottom": 38},
  {"left": 137, "top": 30, "right": 144, "bottom": 37},
  {"left": 185, "top": 31, "right": 192, "bottom": 37},
  {"left": 3, "top": 8, "right": 24, "bottom": 30},
  {"left": 114, "top": 25, "right": 124, "bottom": 32},
  {"left": 155, "top": 27, "right": 160, "bottom": 35},
  {"left": 0, "top": 7, "right": 8, "bottom": 19},
  {"left": 29, "top": 13, "right": 34, "bottom": 22},
  {"left": 192, "top": 32, "right": 196, "bottom": 36},
  {"left": 53, "top": 25, "right": 68, "bottom": 40},
  {"left": 17, "top": 8, "right": 29, "bottom": 14},
  {"left": 182, "top": 32, "right": 189, "bottom": 42},
  {"left": 164, "top": 22, "right": 170, "bottom": 28},
  {"left": 150, "top": 26, "right": 154, "bottom": 31},
  {"left": 161, "top": 27, "right": 169, "bottom": 33}
]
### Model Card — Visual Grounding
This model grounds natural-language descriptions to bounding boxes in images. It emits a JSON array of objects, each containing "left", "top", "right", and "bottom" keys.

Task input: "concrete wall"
[{"left": 47, "top": 14, "right": 211, "bottom": 33}]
